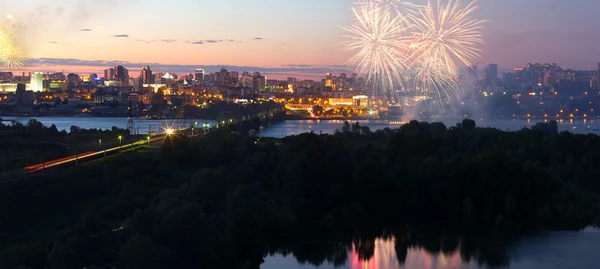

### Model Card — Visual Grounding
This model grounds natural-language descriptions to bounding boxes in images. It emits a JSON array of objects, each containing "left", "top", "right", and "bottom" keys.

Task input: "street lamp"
[
  {"left": 147, "top": 136, "right": 150, "bottom": 146},
  {"left": 166, "top": 128, "right": 174, "bottom": 135},
  {"left": 98, "top": 139, "right": 102, "bottom": 149},
  {"left": 118, "top": 135, "right": 122, "bottom": 145}
]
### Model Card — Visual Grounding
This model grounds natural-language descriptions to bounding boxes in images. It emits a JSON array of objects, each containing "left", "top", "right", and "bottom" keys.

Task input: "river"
[
  {"left": 1, "top": 116, "right": 599, "bottom": 136},
  {"left": 262, "top": 227, "right": 600, "bottom": 269},
  {"left": 257, "top": 118, "right": 600, "bottom": 138},
  {"left": 0, "top": 116, "right": 215, "bottom": 134}
]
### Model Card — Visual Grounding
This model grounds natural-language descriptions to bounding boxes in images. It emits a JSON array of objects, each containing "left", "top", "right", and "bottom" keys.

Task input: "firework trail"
[
  {"left": 408, "top": 0, "right": 484, "bottom": 111},
  {"left": 344, "top": 0, "right": 484, "bottom": 112},
  {"left": 0, "top": 16, "right": 25, "bottom": 69},
  {"left": 342, "top": 0, "right": 412, "bottom": 102},
  {"left": 374, "top": 0, "right": 424, "bottom": 16}
]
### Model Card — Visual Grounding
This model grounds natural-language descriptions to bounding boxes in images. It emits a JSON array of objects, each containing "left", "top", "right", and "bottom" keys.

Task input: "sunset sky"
[{"left": 4, "top": 0, "right": 600, "bottom": 78}]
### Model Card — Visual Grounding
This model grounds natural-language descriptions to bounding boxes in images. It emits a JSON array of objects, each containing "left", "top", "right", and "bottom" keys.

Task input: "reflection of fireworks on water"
[
  {"left": 348, "top": 237, "right": 475, "bottom": 269},
  {"left": 342, "top": 0, "right": 411, "bottom": 102},
  {"left": 0, "top": 17, "right": 25, "bottom": 69},
  {"left": 344, "top": 0, "right": 484, "bottom": 112}
]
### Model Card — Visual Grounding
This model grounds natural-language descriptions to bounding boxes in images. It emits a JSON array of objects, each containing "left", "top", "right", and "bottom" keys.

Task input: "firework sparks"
[
  {"left": 344, "top": 0, "right": 484, "bottom": 112},
  {"left": 408, "top": 0, "right": 484, "bottom": 111},
  {"left": 0, "top": 20, "right": 25, "bottom": 69},
  {"left": 342, "top": 0, "right": 411, "bottom": 102},
  {"left": 374, "top": 0, "right": 423, "bottom": 16}
]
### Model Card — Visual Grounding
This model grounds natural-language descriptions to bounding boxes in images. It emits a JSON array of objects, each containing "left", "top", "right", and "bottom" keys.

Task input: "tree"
[
  {"left": 341, "top": 121, "right": 351, "bottom": 133},
  {"left": 462, "top": 119, "right": 476, "bottom": 132},
  {"left": 120, "top": 235, "right": 169, "bottom": 269}
]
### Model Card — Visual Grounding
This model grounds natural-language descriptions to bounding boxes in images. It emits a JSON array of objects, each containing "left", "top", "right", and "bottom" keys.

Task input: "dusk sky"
[{"left": 4, "top": 0, "right": 600, "bottom": 78}]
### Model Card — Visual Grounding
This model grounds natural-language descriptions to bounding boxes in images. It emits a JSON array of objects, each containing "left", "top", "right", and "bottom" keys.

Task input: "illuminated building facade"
[
  {"left": 325, "top": 73, "right": 333, "bottom": 87},
  {"left": 30, "top": 72, "right": 43, "bottom": 92}
]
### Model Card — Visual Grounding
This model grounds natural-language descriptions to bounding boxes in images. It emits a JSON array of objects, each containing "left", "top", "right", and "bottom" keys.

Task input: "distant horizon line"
[{"left": 4, "top": 57, "right": 600, "bottom": 80}]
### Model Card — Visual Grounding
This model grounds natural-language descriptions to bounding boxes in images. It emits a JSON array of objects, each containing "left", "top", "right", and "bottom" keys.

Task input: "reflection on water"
[
  {"left": 258, "top": 119, "right": 600, "bottom": 138},
  {"left": 0, "top": 116, "right": 214, "bottom": 134},
  {"left": 261, "top": 228, "right": 600, "bottom": 269},
  {"left": 349, "top": 239, "right": 401, "bottom": 269},
  {"left": 349, "top": 236, "right": 483, "bottom": 269}
]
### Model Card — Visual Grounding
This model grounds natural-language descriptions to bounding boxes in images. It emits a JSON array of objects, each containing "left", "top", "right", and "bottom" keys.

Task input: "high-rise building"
[
  {"left": 325, "top": 73, "right": 333, "bottom": 87},
  {"left": 229, "top": 71, "right": 239, "bottom": 84},
  {"left": 140, "top": 65, "right": 153, "bottom": 84},
  {"left": 104, "top": 68, "right": 115, "bottom": 80},
  {"left": 218, "top": 68, "right": 229, "bottom": 84},
  {"left": 30, "top": 72, "right": 43, "bottom": 92},
  {"left": 195, "top": 69, "right": 205, "bottom": 81},
  {"left": 252, "top": 72, "right": 266, "bottom": 92},
  {"left": 114, "top": 65, "right": 128, "bottom": 82},
  {"left": 484, "top": 64, "right": 498, "bottom": 86}
]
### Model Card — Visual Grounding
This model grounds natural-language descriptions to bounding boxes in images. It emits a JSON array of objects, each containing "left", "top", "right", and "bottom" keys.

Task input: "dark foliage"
[{"left": 1, "top": 119, "right": 599, "bottom": 269}]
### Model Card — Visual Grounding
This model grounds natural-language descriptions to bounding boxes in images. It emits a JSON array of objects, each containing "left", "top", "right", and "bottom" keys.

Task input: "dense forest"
[{"left": 0, "top": 119, "right": 599, "bottom": 269}]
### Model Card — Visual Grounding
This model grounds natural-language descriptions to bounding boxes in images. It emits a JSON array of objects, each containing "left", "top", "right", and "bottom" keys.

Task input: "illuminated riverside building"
[
  {"left": 30, "top": 72, "right": 43, "bottom": 92},
  {"left": 0, "top": 83, "right": 31, "bottom": 92}
]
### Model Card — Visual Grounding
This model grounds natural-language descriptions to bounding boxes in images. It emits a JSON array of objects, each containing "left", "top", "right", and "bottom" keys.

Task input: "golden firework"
[{"left": 0, "top": 21, "right": 24, "bottom": 69}]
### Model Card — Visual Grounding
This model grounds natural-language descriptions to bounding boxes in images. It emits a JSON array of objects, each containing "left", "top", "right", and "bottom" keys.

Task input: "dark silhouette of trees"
[{"left": 1, "top": 120, "right": 600, "bottom": 268}]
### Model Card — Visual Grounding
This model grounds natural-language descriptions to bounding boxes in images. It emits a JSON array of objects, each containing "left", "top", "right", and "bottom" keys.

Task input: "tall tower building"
[
  {"left": 484, "top": 64, "right": 498, "bottom": 86},
  {"left": 140, "top": 65, "right": 153, "bottom": 84},
  {"left": 114, "top": 65, "right": 128, "bottom": 82},
  {"left": 195, "top": 69, "right": 205, "bottom": 81},
  {"left": 30, "top": 72, "right": 43, "bottom": 92},
  {"left": 104, "top": 68, "right": 115, "bottom": 80}
]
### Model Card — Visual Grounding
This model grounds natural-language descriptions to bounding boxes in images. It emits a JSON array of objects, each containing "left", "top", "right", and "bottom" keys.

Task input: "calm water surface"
[
  {"left": 1, "top": 116, "right": 598, "bottom": 137},
  {"left": 262, "top": 228, "right": 600, "bottom": 269},
  {"left": 258, "top": 119, "right": 600, "bottom": 138},
  {"left": 0, "top": 116, "right": 215, "bottom": 134}
]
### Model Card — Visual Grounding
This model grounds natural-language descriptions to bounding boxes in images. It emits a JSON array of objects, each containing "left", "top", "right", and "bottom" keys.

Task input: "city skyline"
[{"left": 4, "top": 0, "right": 600, "bottom": 78}]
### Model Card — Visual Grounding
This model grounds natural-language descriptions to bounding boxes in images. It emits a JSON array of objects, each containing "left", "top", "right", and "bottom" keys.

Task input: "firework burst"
[
  {"left": 374, "top": 0, "right": 423, "bottom": 16},
  {"left": 342, "top": 0, "right": 411, "bottom": 101},
  {"left": 0, "top": 19, "right": 25, "bottom": 69},
  {"left": 407, "top": 0, "right": 483, "bottom": 111},
  {"left": 344, "top": 0, "right": 484, "bottom": 112}
]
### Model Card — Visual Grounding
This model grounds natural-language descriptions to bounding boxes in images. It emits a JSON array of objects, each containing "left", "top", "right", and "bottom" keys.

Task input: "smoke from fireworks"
[
  {"left": 1, "top": 16, "right": 25, "bottom": 69},
  {"left": 344, "top": 0, "right": 484, "bottom": 112}
]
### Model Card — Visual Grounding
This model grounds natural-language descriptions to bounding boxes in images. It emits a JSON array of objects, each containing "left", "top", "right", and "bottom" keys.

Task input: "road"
[{"left": 0, "top": 131, "right": 197, "bottom": 184}]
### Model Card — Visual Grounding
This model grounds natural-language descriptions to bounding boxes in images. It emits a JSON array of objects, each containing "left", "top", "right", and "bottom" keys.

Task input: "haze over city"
[{"left": 5, "top": 0, "right": 600, "bottom": 77}]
